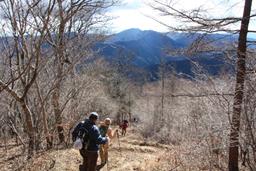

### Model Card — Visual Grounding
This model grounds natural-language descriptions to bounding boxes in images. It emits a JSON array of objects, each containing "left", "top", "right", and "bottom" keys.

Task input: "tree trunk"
[
  {"left": 36, "top": 81, "right": 53, "bottom": 148},
  {"left": 52, "top": 50, "right": 65, "bottom": 143},
  {"left": 20, "top": 100, "right": 35, "bottom": 159},
  {"left": 43, "top": 108, "right": 53, "bottom": 149},
  {"left": 228, "top": 0, "right": 252, "bottom": 170},
  {"left": 160, "top": 60, "right": 165, "bottom": 127},
  {"left": 52, "top": 0, "right": 66, "bottom": 144},
  {"left": 42, "top": 105, "right": 53, "bottom": 148},
  {"left": 52, "top": 81, "right": 65, "bottom": 143}
]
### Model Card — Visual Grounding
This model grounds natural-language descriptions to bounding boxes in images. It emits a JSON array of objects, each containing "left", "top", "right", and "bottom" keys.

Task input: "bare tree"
[
  {"left": 0, "top": 0, "right": 55, "bottom": 158},
  {"left": 149, "top": 0, "right": 255, "bottom": 170},
  {"left": 228, "top": 1, "right": 252, "bottom": 170},
  {"left": 44, "top": 0, "right": 117, "bottom": 143},
  {"left": 0, "top": 0, "right": 118, "bottom": 159}
]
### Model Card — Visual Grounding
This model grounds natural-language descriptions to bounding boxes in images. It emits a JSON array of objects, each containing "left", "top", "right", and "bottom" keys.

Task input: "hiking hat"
[
  {"left": 89, "top": 112, "right": 99, "bottom": 120},
  {"left": 104, "top": 118, "right": 111, "bottom": 125}
]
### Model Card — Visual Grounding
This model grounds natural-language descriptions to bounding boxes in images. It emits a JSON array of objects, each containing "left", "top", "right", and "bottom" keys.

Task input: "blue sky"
[{"left": 108, "top": 0, "right": 256, "bottom": 35}]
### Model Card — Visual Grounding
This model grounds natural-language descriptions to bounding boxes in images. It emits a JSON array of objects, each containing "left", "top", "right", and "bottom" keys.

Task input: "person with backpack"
[
  {"left": 120, "top": 120, "right": 129, "bottom": 136},
  {"left": 72, "top": 112, "right": 109, "bottom": 171},
  {"left": 98, "top": 118, "right": 118, "bottom": 165}
]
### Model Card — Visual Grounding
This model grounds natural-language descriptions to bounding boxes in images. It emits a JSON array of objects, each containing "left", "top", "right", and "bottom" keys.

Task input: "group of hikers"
[{"left": 72, "top": 112, "right": 129, "bottom": 171}]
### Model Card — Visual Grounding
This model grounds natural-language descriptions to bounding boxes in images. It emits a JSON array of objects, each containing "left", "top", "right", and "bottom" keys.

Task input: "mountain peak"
[
  {"left": 106, "top": 28, "right": 171, "bottom": 43},
  {"left": 122, "top": 28, "right": 142, "bottom": 32},
  {"left": 106, "top": 28, "right": 144, "bottom": 43}
]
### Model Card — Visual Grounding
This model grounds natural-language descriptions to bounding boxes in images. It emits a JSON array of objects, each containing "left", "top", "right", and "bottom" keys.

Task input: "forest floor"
[{"left": 1, "top": 126, "right": 181, "bottom": 171}]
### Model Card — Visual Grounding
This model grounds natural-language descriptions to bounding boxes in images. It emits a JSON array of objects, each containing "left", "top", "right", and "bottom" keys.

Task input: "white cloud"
[
  {"left": 108, "top": 9, "right": 168, "bottom": 33},
  {"left": 108, "top": 0, "right": 170, "bottom": 33},
  {"left": 108, "top": 0, "right": 256, "bottom": 33}
]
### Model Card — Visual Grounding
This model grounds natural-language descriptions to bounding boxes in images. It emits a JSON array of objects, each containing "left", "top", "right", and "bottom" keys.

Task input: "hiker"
[
  {"left": 120, "top": 120, "right": 129, "bottom": 136},
  {"left": 72, "top": 112, "right": 109, "bottom": 171},
  {"left": 99, "top": 118, "right": 118, "bottom": 165}
]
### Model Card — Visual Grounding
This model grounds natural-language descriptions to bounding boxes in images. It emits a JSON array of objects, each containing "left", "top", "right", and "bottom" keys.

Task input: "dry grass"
[
  {"left": 1, "top": 128, "right": 250, "bottom": 171},
  {"left": 1, "top": 128, "right": 175, "bottom": 171}
]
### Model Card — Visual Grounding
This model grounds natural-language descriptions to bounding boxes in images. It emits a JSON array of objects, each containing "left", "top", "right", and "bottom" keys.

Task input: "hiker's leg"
[
  {"left": 86, "top": 151, "right": 92, "bottom": 171},
  {"left": 104, "top": 144, "right": 109, "bottom": 163},
  {"left": 79, "top": 149, "right": 87, "bottom": 171},
  {"left": 104, "top": 144, "right": 109, "bottom": 164},
  {"left": 87, "top": 151, "right": 98, "bottom": 171},
  {"left": 92, "top": 152, "right": 99, "bottom": 171},
  {"left": 99, "top": 145, "right": 105, "bottom": 164}
]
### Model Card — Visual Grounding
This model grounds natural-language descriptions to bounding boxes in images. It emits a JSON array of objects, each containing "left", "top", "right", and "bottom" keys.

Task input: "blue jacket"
[{"left": 83, "top": 119, "right": 108, "bottom": 151}]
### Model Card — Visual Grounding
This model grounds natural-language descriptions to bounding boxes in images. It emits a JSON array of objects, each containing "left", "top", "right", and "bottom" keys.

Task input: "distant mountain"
[
  {"left": 167, "top": 32, "right": 238, "bottom": 47},
  {"left": 96, "top": 29, "right": 183, "bottom": 67},
  {"left": 93, "top": 29, "right": 241, "bottom": 81},
  {"left": 106, "top": 28, "right": 144, "bottom": 43}
]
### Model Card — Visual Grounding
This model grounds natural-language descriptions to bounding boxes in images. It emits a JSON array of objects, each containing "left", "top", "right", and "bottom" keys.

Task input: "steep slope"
[
  {"left": 3, "top": 127, "right": 174, "bottom": 171},
  {"left": 1, "top": 126, "right": 250, "bottom": 171}
]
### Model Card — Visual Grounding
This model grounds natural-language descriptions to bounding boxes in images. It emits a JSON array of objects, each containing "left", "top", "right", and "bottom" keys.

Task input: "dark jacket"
[{"left": 83, "top": 119, "right": 108, "bottom": 151}]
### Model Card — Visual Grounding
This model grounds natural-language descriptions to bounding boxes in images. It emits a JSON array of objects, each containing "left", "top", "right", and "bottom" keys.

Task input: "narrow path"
[
  {"left": 2, "top": 128, "right": 174, "bottom": 171},
  {"left": 96, "top": 129, "right": 171, "bottom": 171}
]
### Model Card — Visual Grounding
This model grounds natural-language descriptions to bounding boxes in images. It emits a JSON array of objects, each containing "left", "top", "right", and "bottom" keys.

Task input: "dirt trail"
[
  {"left": 2, "top": 127, "right": 250, "bottom": 171},
  {"left": 1, "top": 129, "right": 251, "bottom": 171},
  {"left": 1, "top": 127, "right": 175, "bottom": 171},
  {"left": 105, "top": 131, "right": 168, "bottom": 171}
]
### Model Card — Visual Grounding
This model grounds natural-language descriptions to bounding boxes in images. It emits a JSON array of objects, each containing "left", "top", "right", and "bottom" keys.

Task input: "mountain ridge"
[{"left": 94, "top": 28, "right": 238, "bottom": 81}]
